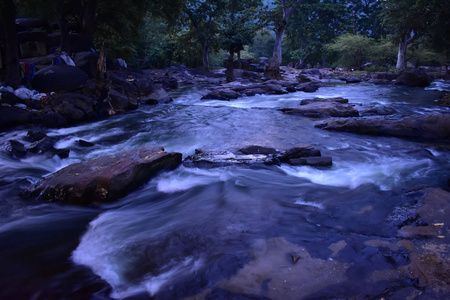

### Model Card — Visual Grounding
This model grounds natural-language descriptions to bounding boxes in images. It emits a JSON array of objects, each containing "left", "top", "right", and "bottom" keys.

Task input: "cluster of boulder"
[
  {"left": 184, "top": 145, "right": 332, "bottom": 168},
  {"left": 20, "top": 143, "right": 330, "bottom": 206}
]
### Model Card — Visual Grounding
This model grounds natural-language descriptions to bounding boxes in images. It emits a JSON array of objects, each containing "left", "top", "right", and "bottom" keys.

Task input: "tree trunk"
[
  {"left": 58, "top": 12, "right": 70, "bottom": 53},
  {"left": 264, "top": 25, "right": 286, "bottom": 80},
  {"left": 396, "top": 30, "right": 415, "bottom": 70},
  {"left": 81, "top": 0, "right": 97, "bottom": 42},
  {"left": 226, "top": 50, "right": 234, "bottom": 82},
  {"left": 0, "top": 0, "right": 20, "bottom": 88},
  {"left": 396, "top": 39, "right": 407, "bottom": 70},
  {"left": 202, "top": 42, "right": 210, "bottom": 72}
]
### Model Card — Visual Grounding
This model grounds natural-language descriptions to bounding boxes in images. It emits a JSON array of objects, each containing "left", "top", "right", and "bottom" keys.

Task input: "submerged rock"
[
  {"left": 27, "top": 147, "right": 182, "bottom": 205},
  {"left": 316, "top": 113, "right": 450, "bottom": 140}
]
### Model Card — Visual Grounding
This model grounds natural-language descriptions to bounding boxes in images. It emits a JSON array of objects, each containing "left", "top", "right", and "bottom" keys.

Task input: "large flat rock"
[
  {"left": 281, "top": 97, "right": 359, "bottom": 118},
  {"left": 316, "top": 113, "right": 450, "bottom": 140},
  {"left": 28, "top": 147, "right": 182, "bottom": 205}
]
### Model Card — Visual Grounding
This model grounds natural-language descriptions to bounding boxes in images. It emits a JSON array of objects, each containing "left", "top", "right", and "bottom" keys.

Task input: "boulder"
[
  {"left": 201, "top": 89, "right": 240, "bottom": 101},
  {"left": 25, "top": 130, "right": 48, "bottom": 142},
  {"left": 298, "top": 82, "right": 322, "bottom": 93},
  {"left": 339, "top": 76, "right": 361, "bottom": 83},
  {"left": 0, "top": 105, "right": 33, "bottom": 128},
  {"left": 142, "top": 87, "right": 172, "bottom": 104},
  {"left": 184, "top": 149, "right": 275, "bottom": 167},
  {"left": 77, "top": 140, "right": 95, "bottom": 147},
  {"left": 26, "top": 136, "right": 57, "bottom": 154},
  {"left": 278, "top": 145, "right": 321, "bottom": 162},
  {"left": 300, "top": 97, "right": 349, "bottom": 105},
  {"left": 1, "top": 140, "right": 27, "bottom": 158},
  {"left": 185, "top": 145, "right": 327, "bottom": 168},
  {"left": 72, "top": 51, "right": 99, "bottom": 79},
  {"left": 316, "top": 113, "right": 450, "bottom": 140},
  {"left": 32, "top": 65, "right": 88, "bottom": 92},
  {"left": 27, "top": 147, "right": 182, "bottom": 205},
  {"left": 289, "top": 156, "right": 332, "bottom": 167},
  {"left": 281, "top": 99, "right": 359, "bottom": 118},
  {"left": 297, "top": 69, "right": 322, "bottom": 83},
  {"left": 393, "top": 68, "right": 433, "bottom": 87},
  {"left": 109, "top": 89, "right": 139, "bottom": 110},
  {"left": 239, "top": 145, "right": 279, "bottom": 155},
  {"left": 50, "top": 93, "right": 98, "bottom": 123}
]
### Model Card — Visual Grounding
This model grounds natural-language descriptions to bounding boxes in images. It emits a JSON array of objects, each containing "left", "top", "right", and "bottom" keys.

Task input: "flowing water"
[{"left": 0, "top": 80, "right": 449, "bottom": 299}]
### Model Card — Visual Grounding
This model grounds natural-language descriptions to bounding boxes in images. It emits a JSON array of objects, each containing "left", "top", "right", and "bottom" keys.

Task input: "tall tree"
[
  {"left": 381, "top": 0, "right": 424, "bottom": 69},
  {"left": 220, "top": 0, "right": 262, "bottom": 81},
  {"left": 263, "top": 0, "right": 304, "bottom": 79},
  {"left": 286, "top": 0, "right": 347, "bottom": 68},
  {"left": 0, "top": 0, "right": 20, "bottom": 88},
  {"left": 183, "top": 0, "right": 225, "bottom": 71}
]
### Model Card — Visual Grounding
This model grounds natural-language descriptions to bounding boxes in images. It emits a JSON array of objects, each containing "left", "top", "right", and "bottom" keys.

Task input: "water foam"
[
  {"left": 155, "top": 166, "right": 232, "bottom": 193},
  {"left": 281, "top": 157, "right": 431, "bottom": 190}
]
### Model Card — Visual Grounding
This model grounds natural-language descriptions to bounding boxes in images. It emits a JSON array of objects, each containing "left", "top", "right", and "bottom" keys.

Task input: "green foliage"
[
  {"left": 248, "top": 30, "right": 275, "bottom": 59},
  {"left": 325, "top": 34, "right": 373, "bottom": 69}
]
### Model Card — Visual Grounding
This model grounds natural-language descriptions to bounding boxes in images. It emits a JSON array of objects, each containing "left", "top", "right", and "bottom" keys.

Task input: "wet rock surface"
[
  {"left": 184, "top": 145, "right": 331, "bottom": 168},
  {"left": 393, "top": 68, "right": 434, "bottom": 87},
  {"left": 27, "top": 147, "right": 182, "bottom": 205},
  {"left": 316, "top": 113, "right": 450, "bottom": 140},
  {"left": 281, "top": 97, "right": 360, "bottom": 118}
]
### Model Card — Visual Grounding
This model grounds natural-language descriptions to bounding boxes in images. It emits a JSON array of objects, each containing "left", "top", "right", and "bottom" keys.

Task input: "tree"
[
  {"left": 325, "top": 33, "right": 373, "bottom": 69},
  {"left": 263, "top": 0, "right": 304, "bottom": 79},
  {"left": 381, "top": 0, "right": 424, "bottom": 69},
  {"left": 0, "top": 0, "right": 20, "bottom": 88},
  {"left": 183, "top": 0, "right": 226, "bottom": 71},
  {"left": 285, "top": 0, "right": 347, "bottom": 68},
  {"left": 219, "top": 0, "right": 262, "bottom": 81}
]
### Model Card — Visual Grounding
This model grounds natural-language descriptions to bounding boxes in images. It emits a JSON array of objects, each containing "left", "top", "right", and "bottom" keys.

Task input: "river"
[{"left": 0, "top": 80, "right": 449, "bottom": 299}]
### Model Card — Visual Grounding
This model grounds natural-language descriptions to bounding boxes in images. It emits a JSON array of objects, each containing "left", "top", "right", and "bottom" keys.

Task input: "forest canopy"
[{"left": 2, "top": 0, "right": 450, "bottom": 75}]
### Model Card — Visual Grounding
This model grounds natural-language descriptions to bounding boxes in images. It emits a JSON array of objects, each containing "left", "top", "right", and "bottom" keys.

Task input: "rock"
[
  {"left": 360, "top": 105, "right": 397, "bottom": 116},
  {"left": 77, "top": 140, "right": 95, "bottom": 147},
  {"left": 2, "top": 140, "right": 27, "bottom": 158},
  {"left": 278, "top": 145, "right": 321, "bottom": 163},
  {"left": 72, "top": 51, "right": 99, "bottom": 79},
  {"left": 265, "top": 83, "right": 286, "bottom": 94},
  {"left": 32, "top": 65, "right": 89, "bottom": 93},
  {"left": 281, "top": 100, "right": 359, "bottom": 118},
  {"left": 26, "top": 136, "right": 57, "bottom": 154},
  {"left": 27, "top": 147, "right": 182, "bottom": 205},
  {"left": 0, "top": 105, "right": 33, "bottom": 128},
  {"left": 0, "top": 91, "right": 20, "bottom": 105},
  {"left": 298, "top": 82, "right": 323, "bottom": 93},
  {"left": 300, "top": 97, "right": 349, "bottom": 105},
  {"left": 297, "top": 69, "right": 322, "bottom": 83},
  {"left": 25, "top": 130, "right": 48, "bottom": 142},
  {"left": 50, "top": 93, "right": 99, "bottom": 124},
  {"left": 316, "top": 113, "right": 450, "bottom": 140},
  {"left": 393, "top": 68, "right": 433, "bottom": 87},
  {"left": 339, "top": 75, "right": 361, "bottom": 83},
  {"left": 184, "top": 150, "right": 273, "bottom": 167},
  {"left": 239, "top": 145, "right": 279, "bottom": 155},
  {"left": 142, "top": 87, "right": 172, "bottom": 104},
  {"left": 55, "top": 148, "right": 70, "bottom": 159},
  {"left": 185, "top": 145, "right": 330, "bottom": 168},
  {"left": 201, "top": 89, "right": 240, "bottom": 101},
  {"left": 365, "top": 72, "right": 398, "bottom": 85},
  {"left": 437, "top": 92, "right": 450, "bottom": 107},
  {"left": 289, "top": 156, "right": 332, "bottom": 167},
  {"left": 109, "top": 89, "right": 139, "bottom": 110}
]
